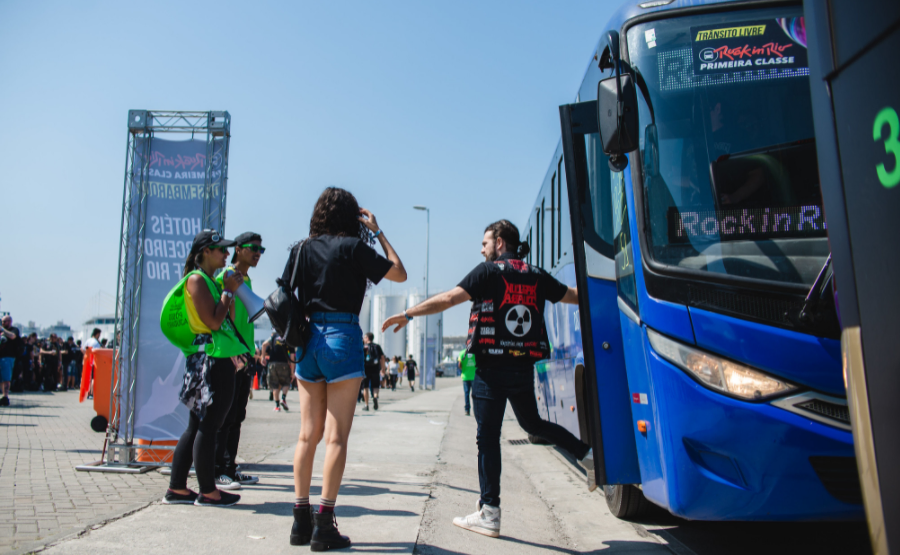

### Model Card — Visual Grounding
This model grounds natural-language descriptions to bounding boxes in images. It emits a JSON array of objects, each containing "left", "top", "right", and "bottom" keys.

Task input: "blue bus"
[{"left": 526, "top": 0, "right": 864, "bottom": 521}]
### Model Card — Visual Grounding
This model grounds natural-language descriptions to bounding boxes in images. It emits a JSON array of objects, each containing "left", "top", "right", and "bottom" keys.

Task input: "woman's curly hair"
[{"left": 308, "top": 187, "right": 370, "bottom": 242}]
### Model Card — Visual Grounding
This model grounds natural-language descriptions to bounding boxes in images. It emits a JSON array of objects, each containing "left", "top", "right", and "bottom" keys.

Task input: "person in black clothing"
[
  {"left": 262, "top": 334, "right": 294, "bottom": 412},
  {"left": 0, "top": 315, "right": 21, "bottom": 405},
  {"left": 39, "top": 336, "right": 60, "bottom": 393},
  {"left": 62, "top": 337, "right": 78, "bottom": 391},
  {"left": 361, "top": 333, "right": 384, "bottom": 411},
  {"left": 286, "top": 187, "right": 407, "bottom": 550},
  {"left": 382, "top": 219, "right": 592, "bottom": 538},
  {"left": 405, "top": 354, "right": 418, "bottom": 392}
]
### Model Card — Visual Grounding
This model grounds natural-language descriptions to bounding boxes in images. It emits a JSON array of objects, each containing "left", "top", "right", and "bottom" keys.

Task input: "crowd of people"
[{"left": 0, "top": 318, "right": 112, "bottom": 404}]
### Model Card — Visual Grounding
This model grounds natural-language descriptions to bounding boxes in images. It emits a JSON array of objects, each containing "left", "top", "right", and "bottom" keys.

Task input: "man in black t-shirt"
[
  {"left": 362, "top": 333, "right": 384, "bottom": 411},
  {"left": 381, "top": 220, "right": 592, "bottom": 539},
  {"left": 262, "top": 334, "right": 294, "bottom": 412},
  {"left": 0, "top": 315, "right": 21, "bottom": 405},
  {"left": 405, "top": 355, "right": 417, "bottom": 392}
]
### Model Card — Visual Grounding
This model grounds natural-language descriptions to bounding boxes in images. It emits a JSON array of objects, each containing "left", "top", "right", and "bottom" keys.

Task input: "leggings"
[{"left": 170, "top": 356, "right": 236, "bottom": 494}]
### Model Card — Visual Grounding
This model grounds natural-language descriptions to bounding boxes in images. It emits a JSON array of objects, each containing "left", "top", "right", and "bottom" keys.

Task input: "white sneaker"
[
  {"left": 215, "top": 475, "right": 242, "bottom": 490},
  {"left": 453, "top": 502, "right": 500, "bottom": 538}
]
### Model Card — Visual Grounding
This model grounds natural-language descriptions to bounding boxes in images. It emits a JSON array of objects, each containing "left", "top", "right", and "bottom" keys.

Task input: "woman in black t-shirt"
[{"left": 285, "top": 187, "right": 406, "bottom": 549}]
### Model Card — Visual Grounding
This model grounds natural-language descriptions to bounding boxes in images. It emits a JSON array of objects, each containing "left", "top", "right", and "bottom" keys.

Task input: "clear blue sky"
[{"left": 0, "top": 0, "right": 617, "bottom": 336}]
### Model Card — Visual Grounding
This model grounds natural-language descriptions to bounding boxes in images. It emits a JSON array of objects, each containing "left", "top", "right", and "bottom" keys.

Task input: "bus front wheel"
[{"left": 603, "top": 484, "right": 652, "bottom": 519}]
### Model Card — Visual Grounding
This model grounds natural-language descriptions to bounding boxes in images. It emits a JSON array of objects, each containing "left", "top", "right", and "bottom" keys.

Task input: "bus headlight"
[{"left": 647, "top": 329, "right": 796, "bottom": 400}]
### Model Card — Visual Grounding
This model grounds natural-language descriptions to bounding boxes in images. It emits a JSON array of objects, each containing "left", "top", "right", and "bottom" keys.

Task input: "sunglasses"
[
  {"left": 207, "top": 245, "right": 229, "bottom": 253},
  {"left": 239, "top": 243, "right": 265, "bottom": 254}
]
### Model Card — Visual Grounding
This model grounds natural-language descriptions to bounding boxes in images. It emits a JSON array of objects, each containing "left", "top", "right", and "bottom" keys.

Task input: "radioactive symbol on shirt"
[{"left": 505, "top": 305, "right": 532, "bottom": 337}]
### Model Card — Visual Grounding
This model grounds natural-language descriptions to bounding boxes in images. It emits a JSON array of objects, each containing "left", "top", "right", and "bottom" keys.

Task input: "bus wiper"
[{"left": 798, "top": 253, "right": 832, "bottom": 324}]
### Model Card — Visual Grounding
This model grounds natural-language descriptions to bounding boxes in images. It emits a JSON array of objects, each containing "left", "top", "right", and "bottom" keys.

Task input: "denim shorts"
[
  {"left": 0, "top": 358, "right": 14, "bottom": 382},
  {"left": 295, "top": 313, "right": 365, "bottom": 384}
]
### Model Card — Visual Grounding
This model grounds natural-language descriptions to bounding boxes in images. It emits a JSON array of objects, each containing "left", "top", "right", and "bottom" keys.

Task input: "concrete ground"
[
  {"left": 2, "top": 377, "right": 871, "bottom": 555},
  {"left": 25, "top": 378, "right": 675, "bottom": 555}
]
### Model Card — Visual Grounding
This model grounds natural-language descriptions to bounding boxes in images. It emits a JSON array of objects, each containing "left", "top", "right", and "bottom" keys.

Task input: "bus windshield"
[{"left": 626, "top": 7, "right": 828, "bottom": 286}]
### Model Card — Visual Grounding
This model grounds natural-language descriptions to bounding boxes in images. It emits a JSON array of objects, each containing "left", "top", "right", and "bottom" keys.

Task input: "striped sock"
[
  {"left": 295, "top": 497, "right": 309, "bottom": 508},
  {"left": 319, "top": 498, "right": 336, "bottom": 513}
]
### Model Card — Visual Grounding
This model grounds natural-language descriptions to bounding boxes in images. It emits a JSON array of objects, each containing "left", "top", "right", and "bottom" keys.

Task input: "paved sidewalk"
[
  {"left": 41, "top": 384, "right": 460, "bottom": 555},
  {"left": 0, "top": 381, "right": 425, "bottom": 555},
  {"left": 35, "top": 379, "right": 672, "bottom": 555}
]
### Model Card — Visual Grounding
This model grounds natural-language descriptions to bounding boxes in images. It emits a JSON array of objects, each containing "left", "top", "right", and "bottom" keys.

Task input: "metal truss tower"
[{"left": 78, "top": 111, "right": 230, "bottom": 473}]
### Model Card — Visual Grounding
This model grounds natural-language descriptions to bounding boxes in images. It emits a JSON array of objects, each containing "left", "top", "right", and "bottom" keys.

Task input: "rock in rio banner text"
[
  {"left": 691, "top": 17, "right": 808, "bottom": 75},
  {"left": 125, "top": 138, "right": 225, "bottom": 441}
]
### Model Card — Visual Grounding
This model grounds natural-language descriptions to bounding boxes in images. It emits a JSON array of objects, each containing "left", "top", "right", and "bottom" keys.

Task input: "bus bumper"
[{"left": 638, "top": 346, "right": 864, "bottom": 521}]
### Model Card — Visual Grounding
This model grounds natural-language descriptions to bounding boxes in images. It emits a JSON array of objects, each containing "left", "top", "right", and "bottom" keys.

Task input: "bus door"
[
  {"left": 559, "top": 100, "right": 641, "bottom": 486},
  {"left": 806, "top": 2, "right": 900, "bottom": 550}
]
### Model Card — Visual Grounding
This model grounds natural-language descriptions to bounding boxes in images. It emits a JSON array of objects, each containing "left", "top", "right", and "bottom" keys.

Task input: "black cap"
[
  {"left": 234, "top": 231, "right": 262, "bottom": 245},
  {"left": 190, "top": 229, "right": 236, "bottom": 254},
  {"left": 231, "top": 232, "right": 262, "bottom": 262}
]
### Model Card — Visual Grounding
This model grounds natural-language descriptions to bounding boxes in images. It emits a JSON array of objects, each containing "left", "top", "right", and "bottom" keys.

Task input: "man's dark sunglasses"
[{"left": 239, "top": 243, "right": 266, "bottom": 254}]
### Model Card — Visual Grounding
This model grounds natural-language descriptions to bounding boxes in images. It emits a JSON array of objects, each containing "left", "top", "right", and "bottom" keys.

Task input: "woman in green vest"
[{"left": 163, "top": 230, "right": 248, "bottom": 508}]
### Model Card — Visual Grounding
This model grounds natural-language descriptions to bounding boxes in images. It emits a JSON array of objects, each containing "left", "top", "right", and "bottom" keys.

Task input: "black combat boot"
[
  {"left": 311, "top": 511, "right": 351, "bottom": 551},
  {"left": 289, "top": 505, "right": 314, "bottom": 546}
]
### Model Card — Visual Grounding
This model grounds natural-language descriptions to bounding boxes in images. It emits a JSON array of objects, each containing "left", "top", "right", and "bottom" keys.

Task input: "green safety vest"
[
  {"left": 159, "top": 270, "right": 249, "bottom": 358},
  {"left": 216, "top": 267, "right": 256, "bottom": 355}
]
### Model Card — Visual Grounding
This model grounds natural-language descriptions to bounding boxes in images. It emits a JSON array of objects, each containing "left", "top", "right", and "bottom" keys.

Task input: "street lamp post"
[{"left": 413, "top": 205, "right": 429, "bottom": 390}]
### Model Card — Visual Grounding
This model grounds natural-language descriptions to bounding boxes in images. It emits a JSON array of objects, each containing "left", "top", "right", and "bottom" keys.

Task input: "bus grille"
[
  {"left": 809, "top": 456, "right": 862, "bottom": 505},
  {"left": 795, "top": 399, "right": 851, "bottom": 425},
  {"left": 688, "top": 285, "right": 800, "bottom": 324}
]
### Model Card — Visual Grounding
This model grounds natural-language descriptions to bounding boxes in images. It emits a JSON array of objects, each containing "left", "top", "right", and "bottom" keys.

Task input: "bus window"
[
  {"left": 557, "top": 157, "right": 563, "bottom": 263},
  {"left": 613, "top": 170, "right": 639, "bottom": 310},
  {"left": 551, "top": 173, "right": 556, "bottom": 266},
  {"left": 584, "top": 133, "right": 615, "bottom": 250},
  {"left": 540, "top": 199, "right": 547, "bottom": 268}
]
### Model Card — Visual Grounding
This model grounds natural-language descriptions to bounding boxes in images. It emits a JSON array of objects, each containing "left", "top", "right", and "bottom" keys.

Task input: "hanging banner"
[{"left": 125, "top": 138, "right": 225, "bottom": 440}]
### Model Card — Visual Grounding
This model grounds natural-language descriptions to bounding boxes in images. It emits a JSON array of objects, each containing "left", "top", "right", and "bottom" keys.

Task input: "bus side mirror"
[{"left": 597, "top": 30, "right": 639, "bottom": 172}]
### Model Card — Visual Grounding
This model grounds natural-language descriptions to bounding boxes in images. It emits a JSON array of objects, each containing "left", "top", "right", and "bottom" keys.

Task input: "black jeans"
[
  {"left": 170, "top": 357, "right": 236, "bottom": 494},
  {"left": 463, "top": 379, "right": 473, "bottom": 413},
  {"left": 215, "top": 369, "right": 252, "bottom": 477},
  {"left": 473, "top": 369, "right": 589, "bottom": 508}
]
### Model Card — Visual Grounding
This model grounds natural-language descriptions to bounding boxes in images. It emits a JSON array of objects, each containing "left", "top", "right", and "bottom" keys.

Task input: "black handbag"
[{"left": 263, "top": 241, "right": 311, "bottom": 354}]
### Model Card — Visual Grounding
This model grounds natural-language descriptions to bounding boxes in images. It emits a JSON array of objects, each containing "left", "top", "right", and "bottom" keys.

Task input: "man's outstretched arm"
[
  {"left": 560, "top": 287, "right": 579, "bottom": 305},
  {"left": 382, "top": 286, "right": 472, "bottom": 333}
]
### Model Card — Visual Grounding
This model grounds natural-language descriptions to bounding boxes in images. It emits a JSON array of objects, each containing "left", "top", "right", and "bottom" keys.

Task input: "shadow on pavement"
[
  {"left": 415, "top": 539, "right": 665, "bottom": 554},
  {"left": 230, "top": 502, "right": 417, "bottom": 519},
  {"left": 339, "top": 483, "right": 428, "bottom": 498}
]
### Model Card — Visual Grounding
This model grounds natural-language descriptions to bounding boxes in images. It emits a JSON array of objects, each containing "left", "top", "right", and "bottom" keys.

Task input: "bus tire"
[
  {"left": 603, "top": 484, "right": 651, "bottom": 519},
  {"left": 527, "top": 433, "right": 550, "bottom": 445}
]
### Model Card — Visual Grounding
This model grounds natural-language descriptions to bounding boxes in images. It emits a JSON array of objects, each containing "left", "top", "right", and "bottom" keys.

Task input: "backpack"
[{"left": 263, "top": 241, "right": 310, "bottom": 357}]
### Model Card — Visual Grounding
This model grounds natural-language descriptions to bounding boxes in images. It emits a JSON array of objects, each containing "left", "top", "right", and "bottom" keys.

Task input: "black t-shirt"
[
  {"left": 62, "top": 343, "right": 76, "bottom": 366},
  {"left": 458, "top": 253, "right": 568, "bottom": 370},
  {"left": 405, "top": 359, "right": 418, "bottom": 375},
  {"left": 41, "top": 344, "right": 59, "bottom": 368},
  {"left": 0, "top": 326, "right": 21, "bottom": 359},
  {"left": 283, "top": 236, "right": 393, "bottom": 315},
  {"left": 267, "top": 337, "right": 291, "bottom": 363},
  {"left": 457, "top": 254, "right": 569, "bottom": 304},
  {"left": 364, "top": 342, "right": 384, "bottom": 371}
]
